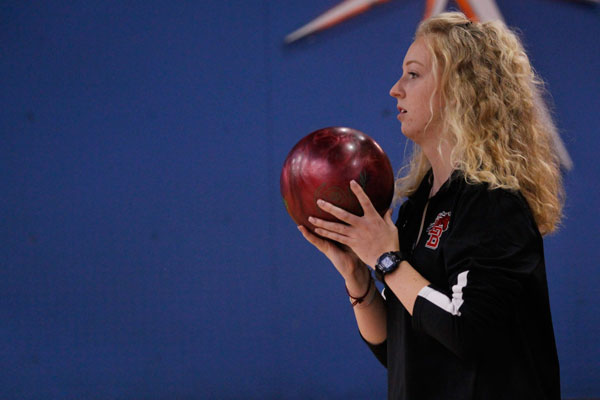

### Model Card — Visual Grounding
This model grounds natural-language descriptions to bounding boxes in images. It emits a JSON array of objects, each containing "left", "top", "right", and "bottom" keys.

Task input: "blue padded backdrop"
[{"left": 1, "top": 0, "right": 599, "bottom": 398}]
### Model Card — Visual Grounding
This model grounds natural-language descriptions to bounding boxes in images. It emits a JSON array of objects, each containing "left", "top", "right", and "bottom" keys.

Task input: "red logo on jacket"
[{"left": 425, "top": 212, "right": 451, "bottom": 250}]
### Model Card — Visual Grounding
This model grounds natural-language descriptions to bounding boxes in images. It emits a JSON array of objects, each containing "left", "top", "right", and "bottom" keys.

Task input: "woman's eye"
[{"left": 408, "top": 72, "right": 418, "bottom": 79}]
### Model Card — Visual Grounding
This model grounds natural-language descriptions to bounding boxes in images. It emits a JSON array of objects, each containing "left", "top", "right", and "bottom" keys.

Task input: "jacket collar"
[{"left": 409, "top": 169, "right": 462, "bottom": 204}]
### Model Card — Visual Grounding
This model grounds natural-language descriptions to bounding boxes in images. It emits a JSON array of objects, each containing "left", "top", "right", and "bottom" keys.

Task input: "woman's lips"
[{"left": 397, "top": 107, "right": 407, "bottom": 120}]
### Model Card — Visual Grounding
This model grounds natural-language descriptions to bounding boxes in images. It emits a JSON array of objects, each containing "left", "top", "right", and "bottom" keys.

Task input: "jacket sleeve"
[
  {"left": 361, "top": 333, "right": 387, "bottom": 367},
  {"left": 411, "top": 187, "right": 542, "bottom": 361}
]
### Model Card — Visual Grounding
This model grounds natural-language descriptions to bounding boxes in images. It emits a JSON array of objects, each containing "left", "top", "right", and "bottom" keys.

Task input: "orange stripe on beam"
[{"left": 456, "top": 0, "right": 479, "bottom": 21}]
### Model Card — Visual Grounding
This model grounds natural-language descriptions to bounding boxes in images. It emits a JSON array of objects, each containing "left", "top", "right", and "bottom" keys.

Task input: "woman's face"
[{"left": 389, "top": 36, "right": 443, "bottom": 146}]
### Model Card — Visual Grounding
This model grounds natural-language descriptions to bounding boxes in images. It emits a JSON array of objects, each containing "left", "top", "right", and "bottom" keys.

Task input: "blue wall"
[{"left": 1, "top": 1, "right": 599, "bottom": 398}]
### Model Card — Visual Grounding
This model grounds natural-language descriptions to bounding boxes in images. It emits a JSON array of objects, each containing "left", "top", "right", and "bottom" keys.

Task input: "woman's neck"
[{"left": 423, "top": 140, "right": 454, "bottom": 198}]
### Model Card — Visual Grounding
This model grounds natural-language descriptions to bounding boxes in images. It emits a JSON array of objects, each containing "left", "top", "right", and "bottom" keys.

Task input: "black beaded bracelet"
[{"left": 345, "top": 273, "right": 373, "bottom": 307}]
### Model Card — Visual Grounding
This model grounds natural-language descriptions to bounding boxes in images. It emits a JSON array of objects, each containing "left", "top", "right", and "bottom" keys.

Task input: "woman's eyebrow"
[{"left": 404, "top": 60, "right": 424, "bottom": 67}]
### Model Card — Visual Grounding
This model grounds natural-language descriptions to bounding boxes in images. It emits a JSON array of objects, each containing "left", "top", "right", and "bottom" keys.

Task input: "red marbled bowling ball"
[{"left": 280, "top": 127, "right": 394, "bottom": 234}]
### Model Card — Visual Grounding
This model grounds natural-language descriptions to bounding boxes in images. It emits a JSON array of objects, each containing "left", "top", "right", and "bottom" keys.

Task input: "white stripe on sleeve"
[{"left": 417, "top": 271, "right": 469, "bottom": 316}]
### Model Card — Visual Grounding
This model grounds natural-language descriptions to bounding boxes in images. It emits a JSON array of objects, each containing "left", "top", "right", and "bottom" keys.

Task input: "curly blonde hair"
[{"left": 395, "top": 12, "right": 563, "bottom": 235}]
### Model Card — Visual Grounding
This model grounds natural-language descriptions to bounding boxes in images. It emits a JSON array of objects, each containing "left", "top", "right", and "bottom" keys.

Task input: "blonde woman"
[{"left": 299, "top": 12, "right": 563, "bottom": 400}]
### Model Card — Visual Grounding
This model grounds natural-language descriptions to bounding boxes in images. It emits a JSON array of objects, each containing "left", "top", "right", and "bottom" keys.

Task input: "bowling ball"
[{"left": 280, "top": 126, "right": 394, "bottom": 235}]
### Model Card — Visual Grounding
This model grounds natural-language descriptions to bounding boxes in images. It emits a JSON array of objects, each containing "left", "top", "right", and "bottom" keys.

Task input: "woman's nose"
[{"left": 389, "top": 79, "right": 404, "bottom": 98}]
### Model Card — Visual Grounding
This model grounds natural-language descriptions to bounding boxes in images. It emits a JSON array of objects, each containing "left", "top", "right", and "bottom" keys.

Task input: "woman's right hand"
[{"left": 298, "top": 225, "right": 370, "bottom": 295}]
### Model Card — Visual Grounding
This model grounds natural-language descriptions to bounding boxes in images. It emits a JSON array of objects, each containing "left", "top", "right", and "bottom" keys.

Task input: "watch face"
[
  {"left": 381, "top": 257, "right": 396, "bottom": 270},
  {"left": 376, "top": 252, "right": 402, "bottom": 280}
]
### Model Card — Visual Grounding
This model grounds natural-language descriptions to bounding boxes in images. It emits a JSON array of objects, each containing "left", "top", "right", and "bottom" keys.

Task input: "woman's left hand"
[{"left": 308, "top": 180, "right": 400, "bottom": 268}]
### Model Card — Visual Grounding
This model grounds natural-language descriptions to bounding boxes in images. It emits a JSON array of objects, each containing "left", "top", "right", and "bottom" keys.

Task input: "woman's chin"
[{"left": 400, "top": 125, "right": 417, "bottom": 141}]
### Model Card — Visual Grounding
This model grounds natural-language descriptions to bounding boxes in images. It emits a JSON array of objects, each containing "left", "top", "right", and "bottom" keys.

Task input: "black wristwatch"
[{"left": 374, "top": 251, "right": 404, "bottom": 283}]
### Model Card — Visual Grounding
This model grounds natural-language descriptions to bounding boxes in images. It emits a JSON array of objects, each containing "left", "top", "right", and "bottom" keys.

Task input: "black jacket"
[{"left": 366, "top": 171, "right": 561, "bottom": 399}]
